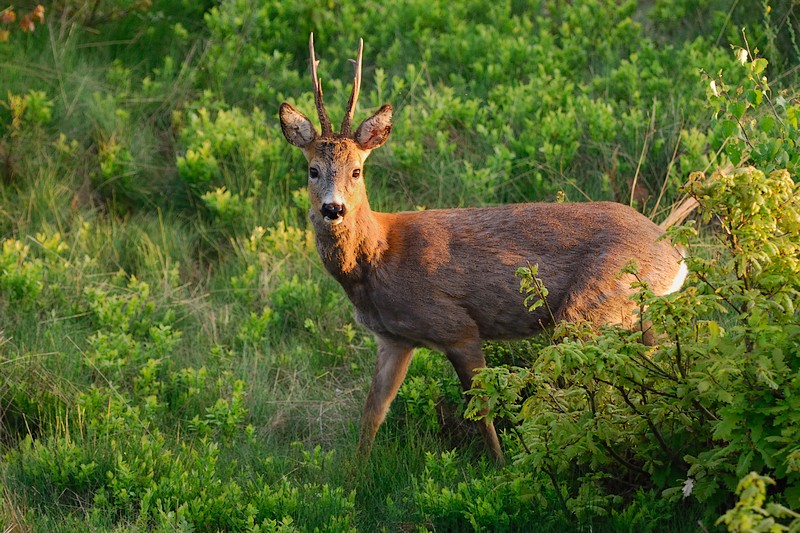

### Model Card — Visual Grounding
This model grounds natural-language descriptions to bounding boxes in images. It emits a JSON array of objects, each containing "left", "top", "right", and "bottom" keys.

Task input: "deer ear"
[
  {"left": 354, "top": 104, "right": 392, "bottom": 150},
  {"left": 280, "top": 103, "right": 317, "bottom": 148}
]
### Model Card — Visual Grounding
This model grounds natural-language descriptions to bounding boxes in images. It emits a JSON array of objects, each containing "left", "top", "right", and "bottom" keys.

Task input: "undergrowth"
[{"left": 1, "top": 0, "right": 799, "bottom": 531}]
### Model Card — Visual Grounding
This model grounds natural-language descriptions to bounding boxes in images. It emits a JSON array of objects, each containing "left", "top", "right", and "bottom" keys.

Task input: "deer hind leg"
[
  {"left": 444, "top": 338, "right": 505, "bottom": 465},
  {"left": 357, "top": 335, "right": 415, "bottom": 459}
]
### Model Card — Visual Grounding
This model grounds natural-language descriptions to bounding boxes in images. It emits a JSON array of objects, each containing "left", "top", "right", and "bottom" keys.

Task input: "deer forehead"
[{"left": 307, "top": 138, "right": 367, "bottom": 171}]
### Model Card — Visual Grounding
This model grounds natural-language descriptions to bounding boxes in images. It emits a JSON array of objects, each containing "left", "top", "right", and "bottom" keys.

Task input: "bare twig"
[{"left": 630, "top": 97, "right": 657, "bottom": 207}]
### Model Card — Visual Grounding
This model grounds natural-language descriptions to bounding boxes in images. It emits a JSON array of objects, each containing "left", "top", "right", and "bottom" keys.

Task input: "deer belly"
[
  {"left": 353, "top": 306, "right": 392, "bottom": 336},
  {"left": 346, "top": 283, "right": 397, "bottom": 337},
  {"left": 470, "top": 301, "right": 547, "bottom": 340},
  {"left": 348, "top": 279, "right": 543, "bottom": 346}
]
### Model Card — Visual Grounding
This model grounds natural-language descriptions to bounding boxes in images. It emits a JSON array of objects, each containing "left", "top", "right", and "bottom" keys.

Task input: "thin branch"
[
  {"left": 630, "top": 97, "right": 657, "bottom": 207},
  {"left": 650, "top": 123, "right": 683, "bottom": 219},
  {"left": 544, "top": 464, "right": 569, "bottom": 514},
  {"left": 715, "top": 0, "right": 741, "bottom": 46},
  {"left": 625, "top": 347, "right": 681, "bottom": 382},
  {"left": 694, "top": 270, "right": 746, "bottom": 315},
  {"left": 512, "top": 424, "right": 532, "bottom": 455},
  {"left": 600, "top": 442, "right": 647, "bottom": 475},
  {"left": 618, "top": 386, "right": 676, "bottom": 463},
  {"left": 594, "top": 376, "right": 678, "bottom": 400},
  {"left": 622, "top": 376, "right": 679, "bottom": 399},
  {"left": 693, "top": 400, "right": 719, "bottom": 422},
  {"left": 734, "top": 116, "right": 755, "bottom": 150}
]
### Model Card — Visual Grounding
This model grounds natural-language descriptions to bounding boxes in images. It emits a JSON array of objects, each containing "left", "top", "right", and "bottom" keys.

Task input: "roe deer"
[{"left": 279, "top": 34, "right": 693, "bottom": 464}]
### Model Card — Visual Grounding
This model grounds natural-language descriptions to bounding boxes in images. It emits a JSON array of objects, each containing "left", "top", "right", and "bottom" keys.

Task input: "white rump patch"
[{"left": 665, "top": 260, "right": 689, "bottom": 295}]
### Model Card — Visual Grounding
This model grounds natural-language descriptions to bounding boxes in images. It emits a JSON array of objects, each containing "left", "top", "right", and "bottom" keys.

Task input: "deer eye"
[
  {"left": 309, "top": 167, "right": 319, "bottom": 180},
  {"left": 352, "top": 168, "right": 361, "bottom": 179}
]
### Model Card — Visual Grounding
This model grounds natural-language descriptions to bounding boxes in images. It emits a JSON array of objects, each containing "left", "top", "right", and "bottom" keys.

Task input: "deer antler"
[
  {"left": 309, "top": 33, "right": 334, "bottom": 137},
  {"left": 340, "top": 38, "right": 363, "bottom": 135}
]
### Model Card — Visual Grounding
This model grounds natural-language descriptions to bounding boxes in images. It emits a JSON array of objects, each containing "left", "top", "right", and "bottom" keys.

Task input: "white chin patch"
[{"left": 324, "top": 216, "right": 344, "bottom": 226}]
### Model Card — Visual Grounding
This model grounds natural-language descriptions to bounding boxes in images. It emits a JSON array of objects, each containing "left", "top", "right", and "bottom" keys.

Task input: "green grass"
[{"left": 2, "top": 0, "right": 799, "bottom": 531}]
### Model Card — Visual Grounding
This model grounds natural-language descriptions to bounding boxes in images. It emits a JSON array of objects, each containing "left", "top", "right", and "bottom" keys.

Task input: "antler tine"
[
  {"left": 309, "top": 33, "right": 333, "bottom": 137},
  {"left": 340, "top": 37, "right": 363, "bottom": 135}
]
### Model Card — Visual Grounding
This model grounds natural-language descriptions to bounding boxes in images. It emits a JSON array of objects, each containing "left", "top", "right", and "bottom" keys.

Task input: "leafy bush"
[
  {"left": 176, "top": 104, "right": 300, "bottom": 231},
  {"left": 394, "top": 349, "right": 464, "bottom": 434},
  {"left": 2, "top": 1, "right": 800, "bottom": 531},
  {"left": 410, "top": 450, "right": 543, "bottom": 531},
  {"left": 717, "top": 472, "right": 800, "bottom": 533},
  {"left": 188, "top": 0, "right": 756, "bottom": 210},
  {"left": 468, "top": 50, "right": 800, "bottom": 525}
]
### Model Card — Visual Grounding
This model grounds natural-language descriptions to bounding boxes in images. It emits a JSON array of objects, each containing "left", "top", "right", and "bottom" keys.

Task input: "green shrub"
[
  {"left": 394, "top": 348, "right": 464, "bottom": 434},
  {"left": 468, "top": 50, "right": 800, "bottom": 525},
  {"left": 2, "top": 1, "right": 800, "bottom": 531},
  {"left": 175, "top": 105, "right": 297, "bottom": 230},
  {"left": 409, "top": 449, "right": 559, "bottom": 531},
  {"left": 717, "top": 472, "right": 800, "bottom": 533}
]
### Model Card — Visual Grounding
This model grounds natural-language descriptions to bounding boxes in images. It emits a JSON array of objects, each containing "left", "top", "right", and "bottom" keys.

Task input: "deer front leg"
[
  {"left": 357, "top": 335, "right": 415, "bottom": 459},
  {"left": 445, "top": 338, "right": 505, "bottom": 465}
]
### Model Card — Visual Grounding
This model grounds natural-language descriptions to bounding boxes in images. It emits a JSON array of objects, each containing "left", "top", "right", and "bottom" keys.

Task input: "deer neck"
[{"left": 311, "top": 200, "right": 388, "bottom": 283}]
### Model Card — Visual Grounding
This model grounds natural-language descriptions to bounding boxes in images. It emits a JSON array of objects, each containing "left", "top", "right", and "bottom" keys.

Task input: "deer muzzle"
[{"left": 320, "top": 202, "right": 346, "bottom": 224}]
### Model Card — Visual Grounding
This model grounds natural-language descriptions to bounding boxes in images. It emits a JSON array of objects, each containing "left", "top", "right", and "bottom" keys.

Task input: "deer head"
[{"left": 280, "top": 34, "right": 393, "bottom": 226}]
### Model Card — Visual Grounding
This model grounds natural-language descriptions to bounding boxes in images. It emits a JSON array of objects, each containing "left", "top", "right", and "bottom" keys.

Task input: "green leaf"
[
  {"left": 726, "top": 141, "right": 744, "bottom": 166},
  {"left": 759, "top": 114, "right": 776, "bottom": 133},
  {"left": 736, "top": 450, "right": 754, "bottom": 477},
  {"left": 752, "top": 58, "right": 768, "bottom": 75},
  {"left": 747, "top": 88, "right": 764, "bottom": 106},
  {"left": 720, "top": 119, "right": 739, "bottom": 137},
  {"left": 713, "top": 415, "right": 740, "bottom": 440},
  {"left": 729, "top": 101, "right": 746, "bottom": 120}
]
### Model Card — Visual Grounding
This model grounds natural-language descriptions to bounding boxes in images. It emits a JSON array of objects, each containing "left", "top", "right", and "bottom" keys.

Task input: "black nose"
[{"left": 321, "top": 202, "right": 346, "bottom": 220}]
